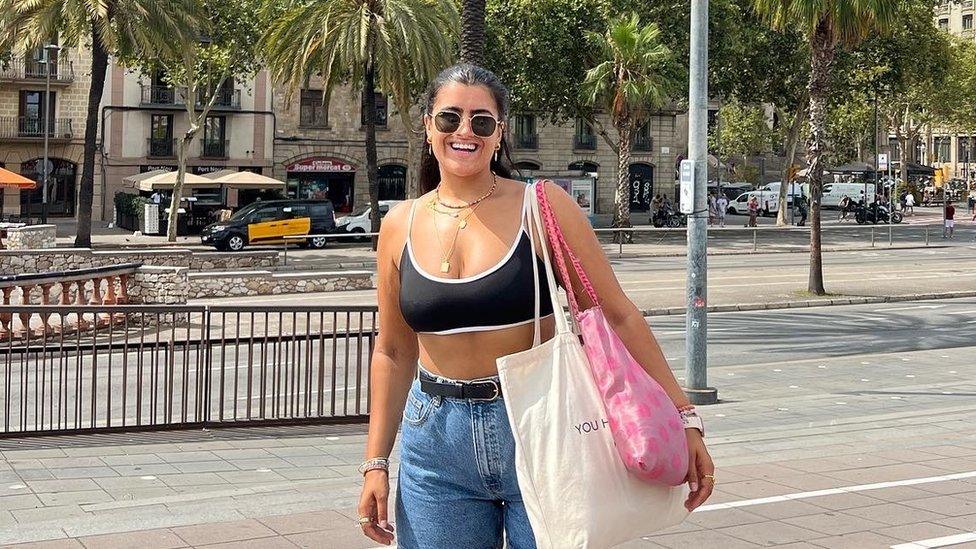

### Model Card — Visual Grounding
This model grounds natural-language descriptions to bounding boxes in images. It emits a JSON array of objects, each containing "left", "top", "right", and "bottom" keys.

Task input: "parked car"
[
  {"left": 200, "top": 199, "right": 336, "bottom": 251},
  {"left": 335, "top": 200, "right": 402, "bottom": 239}
]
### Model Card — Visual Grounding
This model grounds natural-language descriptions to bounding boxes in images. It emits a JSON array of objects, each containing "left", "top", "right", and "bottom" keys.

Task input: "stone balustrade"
[{"left": 0, "top": 263, "right": 140, "bottom": 340}]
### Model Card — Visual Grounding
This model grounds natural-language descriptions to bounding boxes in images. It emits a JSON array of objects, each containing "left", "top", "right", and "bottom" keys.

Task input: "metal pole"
[
  {"left": 42, "top": 46, "right": 52, "bottom": 224},
  {"left": 684, "top": 0, "right": 716, "bottom": 405}
]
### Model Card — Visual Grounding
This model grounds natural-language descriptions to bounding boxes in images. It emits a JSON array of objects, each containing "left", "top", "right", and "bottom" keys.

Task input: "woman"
[
  {"left": 357, "top": 64, "right": 715, "bottom": 548},
  {"left": 747, "top": 195, "right": 759, "bottom": 227}
]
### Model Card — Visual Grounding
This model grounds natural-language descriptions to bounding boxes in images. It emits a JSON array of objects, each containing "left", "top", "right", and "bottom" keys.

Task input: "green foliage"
[
  {"left": 114, "top": 192, "right": 150, "bottom": 218},
  {"left": 709, "top": 100, "right": 775, "bottom": 160},
  {"left": 753, "top": 0, "right": 899, "bottom": 46}
]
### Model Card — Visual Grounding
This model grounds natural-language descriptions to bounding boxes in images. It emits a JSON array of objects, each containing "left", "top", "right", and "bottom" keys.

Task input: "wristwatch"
[{"left": 681, "top": 414, "right": 705, "bottom": 437}]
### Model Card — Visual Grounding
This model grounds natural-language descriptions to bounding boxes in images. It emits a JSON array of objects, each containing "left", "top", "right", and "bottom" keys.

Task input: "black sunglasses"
[{"left": 432, "top": 110, "right": 500, "bottom": 138}]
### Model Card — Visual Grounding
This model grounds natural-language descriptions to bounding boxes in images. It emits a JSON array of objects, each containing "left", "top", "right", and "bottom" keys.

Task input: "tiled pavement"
[{"left": 2, "top": 345, "right": 975, "bottom": 548}]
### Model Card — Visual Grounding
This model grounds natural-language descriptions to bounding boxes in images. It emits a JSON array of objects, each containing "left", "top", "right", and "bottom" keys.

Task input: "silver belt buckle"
[{"left": 471, "top": 379, "right": 501, "bottom": 401}]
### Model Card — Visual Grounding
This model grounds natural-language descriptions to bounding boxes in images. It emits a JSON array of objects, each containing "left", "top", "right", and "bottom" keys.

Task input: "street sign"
[
  {"left": 679, "top": 159, "right": 695, "bottom": 214},
  {"left": 878, "top": 153, "right": 889, "bottom": 171}
]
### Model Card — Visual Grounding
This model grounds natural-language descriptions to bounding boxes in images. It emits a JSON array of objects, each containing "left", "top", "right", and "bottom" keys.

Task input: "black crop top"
[{"left": 398, "top": 185, "right": 554, "bottom": 335}]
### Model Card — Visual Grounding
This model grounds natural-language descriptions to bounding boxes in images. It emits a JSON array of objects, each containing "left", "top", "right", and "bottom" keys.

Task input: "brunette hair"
[{"left": 419, "top": 64, "right": 516, "bottom": 194}]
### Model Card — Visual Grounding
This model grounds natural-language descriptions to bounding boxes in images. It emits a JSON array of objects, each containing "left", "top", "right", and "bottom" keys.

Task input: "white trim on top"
[{"left": 418, "top": 313, "right": 554, "bottom": 336}]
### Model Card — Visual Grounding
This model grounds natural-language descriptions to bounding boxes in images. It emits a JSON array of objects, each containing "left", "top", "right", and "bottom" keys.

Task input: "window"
[
  {"left": 939, "top": 18, "right": 950, "bottom": 30},
  {"left": 569, "top": 160, "right": 599, "bottom": 173},
  {"left": 964, "top": 14, "right": 973, "bottom": 30},
  {"left": 633, "top": 123, "right": 652, "bottom": 152},
  {"left": 202, "top": 116, "right": 227, "bottom": 158},
  {"left": 361, "top": 92, "right": 388, "bottom": 127},
  {"left": 934, "top": 136, "right": 951, "bottom": 163},
  {"left": 888, "top": 138, "right": 901, "bottom": 161},
  {"left": 251, "top": 206, "right": 280, "bottom": 222},
  {"left": 300, "top": 89, "right": 328, "bottom": 128},
  {"left": 574, "top": 119, "right": 596, "bottom": 150},
  {"left": 515, "top": 161, "right": 542, "bottom": 171},
  {"left": 18, "top": 90, "right": 55, "bottom": 136},
  {"left": 513, "top": 115, "right": 538, "bottom": 149},
  {"left": 282, "top": 204, "right": 309, "bottom": 218},
  {"left": 959, "top": 137, "right": 973, "bottom": 162},
  {"left": 149, "top": 114, "right": 174, "bottom": 157},
  {"left": 378, "top": 164, "right": 406, "bottom": 200}
]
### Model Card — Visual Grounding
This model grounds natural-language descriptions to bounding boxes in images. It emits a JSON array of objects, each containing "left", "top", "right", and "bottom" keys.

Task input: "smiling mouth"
[{"left": 449, "top": 143, "right": 479, "bottom": 152}]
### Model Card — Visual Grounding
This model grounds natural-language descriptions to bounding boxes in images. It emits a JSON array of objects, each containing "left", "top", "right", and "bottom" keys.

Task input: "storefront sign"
[{"left": 286, "top": 157, "right": 356, "bottom": 173}]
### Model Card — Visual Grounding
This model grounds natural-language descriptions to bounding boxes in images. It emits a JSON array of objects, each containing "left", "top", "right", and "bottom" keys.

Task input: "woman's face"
[{"left": 425, "top": 82, "right": 504, "bottom": 180}]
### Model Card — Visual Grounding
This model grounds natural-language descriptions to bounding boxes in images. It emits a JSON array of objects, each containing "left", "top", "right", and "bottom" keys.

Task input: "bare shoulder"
[
  {"left": 538, "top": 180, "right": 591, "bottom": 230},
  {"left": 377, "top": 199, "right": 416, "bottom": 267}
]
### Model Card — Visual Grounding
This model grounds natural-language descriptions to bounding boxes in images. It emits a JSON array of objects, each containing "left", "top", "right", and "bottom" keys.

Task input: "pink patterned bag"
[{"left": 535, "top": 181, "right": 689, "bottom": 486}]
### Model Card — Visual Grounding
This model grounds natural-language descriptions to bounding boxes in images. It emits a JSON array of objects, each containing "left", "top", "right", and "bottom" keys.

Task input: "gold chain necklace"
[
  {"left": 434, "top": 173, "right": 497, "bottom": 209},
  {"left": 429, "top": 183, "right": 495, "bottom": 273}
]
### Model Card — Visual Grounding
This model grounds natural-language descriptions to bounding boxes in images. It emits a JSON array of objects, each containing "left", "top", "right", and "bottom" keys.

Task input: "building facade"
[{"left": 0, "top": 44, "right": 92, "bottom": 219}]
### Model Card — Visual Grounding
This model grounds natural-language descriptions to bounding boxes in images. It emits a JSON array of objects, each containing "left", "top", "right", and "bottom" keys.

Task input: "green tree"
[
  {"left": 753, "top": 0, "right": 897, "bottom": 295},
  {"left": 262, "top": 0, "right": 457, "bottom": 243},
  {"left": 708, "top": 99, "right": 775, "bottom": 184},
  {"left": 125, "top": 0, "right": 265, "bottom": 241},
  {"left": 582, "top": 13, "right": 678, "bottom": 231},
  {"left": 0, "top": 0, "right": 198, "bottom": 247},
  {"left": 460, "top": 0, "right": 487, "bottom": 66}
]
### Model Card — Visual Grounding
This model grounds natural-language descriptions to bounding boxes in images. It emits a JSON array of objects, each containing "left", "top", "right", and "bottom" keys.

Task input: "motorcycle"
[
  {"left": 854, "top": 203, "right": 903, "bottom": 225},
  {"left": 651, "top": 205, "right": 687, "bottom": 228}
]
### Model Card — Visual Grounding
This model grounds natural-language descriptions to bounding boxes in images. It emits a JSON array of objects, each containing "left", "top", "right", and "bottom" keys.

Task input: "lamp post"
[{"left": 40, "top": 44, "right": 60, "bottom": 224}]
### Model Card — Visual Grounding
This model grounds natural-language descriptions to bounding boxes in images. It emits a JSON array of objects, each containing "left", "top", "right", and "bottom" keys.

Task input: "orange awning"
[{"left": 0, "top": 167, "right": 37, "bottom": 189}]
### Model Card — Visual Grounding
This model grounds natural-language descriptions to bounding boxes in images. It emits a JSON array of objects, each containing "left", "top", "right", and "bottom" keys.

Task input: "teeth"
[{"left": 450, "top": 143, "right": 477, "bottom": 151}]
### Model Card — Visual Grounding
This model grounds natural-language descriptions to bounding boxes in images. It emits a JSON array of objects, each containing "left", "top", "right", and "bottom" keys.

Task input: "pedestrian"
[
  {"left": 651, "top": 194, "right": 662, "bottom": 218},
  {"left": 945, "top": 200, "right": 955, "bottom": 239},
  {"left": 968, "top": 191, "right": 975, "bottom": 215},
  {"left": 839, "top": 195, "right": 851, "bottom": 220},
  {"left": 707, "top": 193, "right": 717, "bottom": 226},
  {"left": 747, "top": 196, "right": 759, "bottom": 227},
  {"left": 795, "top": 193, "right": 807, "bottom": 226},
  {"left": 716, "top": 193, "right": 729, "bottom": 228},
  {"left": 150, "top": 191, "right": 161, "bottom": 204},
  {"left": 905, "top": 191, "right": 915, "bottom": 215},
  {"left": 356, "top": 64, "right": 713, "bottom": 548}
]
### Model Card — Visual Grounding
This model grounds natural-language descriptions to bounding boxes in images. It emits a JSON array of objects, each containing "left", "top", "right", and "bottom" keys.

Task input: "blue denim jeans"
[{"left": 395, "top": 371, "right": 537, "bottom": 549}]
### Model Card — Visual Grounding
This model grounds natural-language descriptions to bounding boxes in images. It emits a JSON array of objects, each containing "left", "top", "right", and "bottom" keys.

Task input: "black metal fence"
[{"left": 0, "top": 305, "right": 376, "bottom": 436}]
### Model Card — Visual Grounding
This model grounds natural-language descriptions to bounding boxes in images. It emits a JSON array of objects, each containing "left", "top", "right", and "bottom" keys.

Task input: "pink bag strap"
[{"left": 535, "top": 181, "right": 599, "bottom": 317}]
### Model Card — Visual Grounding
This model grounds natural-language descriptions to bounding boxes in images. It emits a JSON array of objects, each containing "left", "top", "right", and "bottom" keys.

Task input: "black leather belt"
[{"left": 419, "top": 371, "right": 502, "bottom": 401}]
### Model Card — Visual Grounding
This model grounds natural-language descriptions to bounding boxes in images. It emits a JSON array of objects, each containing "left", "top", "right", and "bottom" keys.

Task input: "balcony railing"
[
  {"left": 573, "top": 134, "right": 597, "bottom": 150},
  {"left": 0, "top": 117, "right": 73, "bottom": 140},
  {"left": 201, "top": 138, "right": 229, "bottom": 159},
  {"left": 632, "top": 133, "right": 653, "bottom": 152},
  {"left": 140, "top": 85, "right": 241, "bottom": 110},
  {"left": 0, "top": 56, "right": 74, "bottom": 84},
  {"left": 147, "top": 138, "right": 175, "bottom": 158},
  {"left": 514, "top": 133, "right": 539, "bottom": 150}
]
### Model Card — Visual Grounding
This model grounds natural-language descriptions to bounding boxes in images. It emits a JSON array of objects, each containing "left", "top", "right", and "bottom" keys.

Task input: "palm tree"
[
  {"left": 0, "top": 0, "right": 198, "bottom": 247},
  {"left": 754, "top": 0, "right": 897, "bottom": 294},
  {"left": 459, "top": 0, "right": 486, "bottom": 66},
  {"left": 262, "top": 0, "right": 457, "bottom": 241},
  {"left": 582, "top": 13, "right": 676, "bottom": 232}
]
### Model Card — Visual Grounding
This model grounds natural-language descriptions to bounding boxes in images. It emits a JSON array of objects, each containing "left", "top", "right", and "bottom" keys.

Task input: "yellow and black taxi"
[{"left": 201, "top": 199, "right": 337, "bottom": 251}]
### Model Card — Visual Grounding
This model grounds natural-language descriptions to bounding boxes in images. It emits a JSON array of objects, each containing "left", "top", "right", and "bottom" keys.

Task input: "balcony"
[
  {"left": 0, "top": 116, "right": 73, "bottom": 141},
  {"left": 140, "top": 85, "right": 242, "bottom": 111},
  {"left": 514, "top": 133, "right": 538, "bottom": 150},
  {"left": 573, "top": 134, "right": 597, "bottom": 151},
  {"left": 147, "top": 138, "right": 175, "bottom": 158},
  {"left": 200, "top": 138, "right": 229, "bottom": 159},
  {"left": 0, "top": 57, "right": 74, "bottom": 85},
  {"left": 632, "top": 133, "right": 652, "bottom": 152}
]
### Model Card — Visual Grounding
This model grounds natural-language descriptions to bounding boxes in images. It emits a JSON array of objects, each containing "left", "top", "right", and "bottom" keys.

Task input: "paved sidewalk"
[{"left": 1, "top": 344, "right": 975, "bottom": 548}]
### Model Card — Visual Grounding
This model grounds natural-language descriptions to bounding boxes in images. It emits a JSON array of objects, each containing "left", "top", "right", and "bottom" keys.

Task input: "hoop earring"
[{"left": 494, "top": 145, "right": 500, "bottom": 163}]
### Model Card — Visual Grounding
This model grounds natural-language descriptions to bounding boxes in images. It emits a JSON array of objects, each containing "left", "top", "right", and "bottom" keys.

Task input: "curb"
[{"left": 639, "top": 291, "right": 976, "bottom": 317}]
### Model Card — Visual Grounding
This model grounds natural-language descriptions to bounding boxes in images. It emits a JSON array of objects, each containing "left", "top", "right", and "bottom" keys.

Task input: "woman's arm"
[
  {"left": 365, "top": 200, "right": 420, "bottom": 461},
  {"left": 541, "top": 185, "right": 690, "bottom": 408}
]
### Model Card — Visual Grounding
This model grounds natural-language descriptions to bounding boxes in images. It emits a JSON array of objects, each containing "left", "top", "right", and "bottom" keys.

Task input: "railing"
[
  {"left": 147, "top": 137, "right": 175, "bottom": 158},
  {"left": 0, "top": 117, "right": 73, "bottom": 139},
  {"left": 200, "top": 138, "right": 229, "bottom": 159},
  {"left": 573, "top": 134, "right": 597, "bottom": 150},
  {"left": 514, "top": 133, "right": 539, "bottom": 150},
  {"left": 0, "top": 304, "right": 375, "bottom": 435},
  {"left": 633, "top": 133, "right": 653, "bottom": 152},
  {"left": 0, "top": 56, "right": 74, "bottom": 83},
  {"left": 140, "top": 85, "right": 242, "bottom": 110}
]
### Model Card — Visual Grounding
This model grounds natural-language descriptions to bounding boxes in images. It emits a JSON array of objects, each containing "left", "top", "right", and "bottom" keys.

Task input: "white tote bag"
[{"left": 495, "top": 184, "right": 689, "bottom": 548}]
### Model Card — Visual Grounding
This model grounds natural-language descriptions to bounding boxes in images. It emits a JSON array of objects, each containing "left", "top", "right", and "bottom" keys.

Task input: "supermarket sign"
[{"left": 286, "top": 157, "right": 356, "bottom": 173}]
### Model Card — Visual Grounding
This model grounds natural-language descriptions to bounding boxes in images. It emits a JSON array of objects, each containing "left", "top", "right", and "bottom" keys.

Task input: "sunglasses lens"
[
  {"left": 471, "top": 116, "right": 497, "bottom": 137},
  {"left": 434, "top": 112, "right": 461, "bottom": 133}
]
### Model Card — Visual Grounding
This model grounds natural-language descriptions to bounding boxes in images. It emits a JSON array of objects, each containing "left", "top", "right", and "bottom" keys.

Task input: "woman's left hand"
[{"left": 683, "top": 430, "right": 715, "bottom": 512}]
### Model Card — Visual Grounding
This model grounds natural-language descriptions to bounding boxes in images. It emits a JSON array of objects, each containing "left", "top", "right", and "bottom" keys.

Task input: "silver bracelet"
[{"left": 358, "top": 457, "right": 390, "bottom": 476}]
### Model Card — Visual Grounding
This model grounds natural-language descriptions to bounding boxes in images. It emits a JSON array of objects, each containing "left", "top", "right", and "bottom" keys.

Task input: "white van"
[
  {"left": 726, "top": 182, "right": 804, "bottom": 215},
  {"left": 820, "top": 182, "right": 876, "bottom": 209},
  {"left": 335, "top": 200, "right": 402, "bottom": 238}
]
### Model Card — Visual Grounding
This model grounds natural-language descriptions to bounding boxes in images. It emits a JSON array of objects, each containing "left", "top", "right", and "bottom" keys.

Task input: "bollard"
[
  {"left": 925, "top": 226, "right": 929, "bottom": 246},
  {"left": 283, "top": 242, "right": 288, "bottom": 267},
  {"left": 753, "top": 228, "right": 757, "bottom": 252},
  {"left": 888, "top": 223, "right": 892, "bottom": 247},
  {"left": 871, "top": 227, "right": 875, "bottom": 247},
  {"left": 619, "top": 230, "right": 623, "bottom": 256}
]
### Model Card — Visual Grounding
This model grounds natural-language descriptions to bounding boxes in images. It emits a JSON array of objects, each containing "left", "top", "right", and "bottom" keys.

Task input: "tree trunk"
[
  {"left": 74, "top": 26, "right": 109, "bottom": 248},
  {"left": 898, "top": 134, "right": 909, "bottom": 194},
  {"left": 459, "top": 0, "right": 486, "bottom": 66},
  {"left": 613, "top": 122, "right": 633, "bottom": 243},
  {"left": 805, "top": 18, "right": 836, "bottom": 296},
  {"left": 166, "top": 136, "right": 193, "bottom": 241},
  {"left": 776, "top": 103, "right": 805, "bottom": 227},
  {"left": 364, "top": 45, "right": 381, "bottom": 251}
]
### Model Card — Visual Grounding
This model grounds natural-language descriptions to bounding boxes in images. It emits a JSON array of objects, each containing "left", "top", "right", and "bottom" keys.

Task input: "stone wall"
[
  {"left": 0, "top": 248, "right": 279, "bottom": 274},
  {"left": 187, "top": 270, "right": 373, "bottom": 299},
  {"left": 4, "top": 225, "right": 57, "bottom": 250},
  {"left": 129, "top": 266, "right": 189, "bottom": 304}
]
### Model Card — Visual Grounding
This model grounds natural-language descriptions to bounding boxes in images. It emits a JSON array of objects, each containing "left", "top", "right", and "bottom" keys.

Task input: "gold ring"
[
  {"left": 703, "top": 474, "right": 715, "bottom": 482},
  {"left": 359, "top": 517, "right": 372, "bottom": 525}
]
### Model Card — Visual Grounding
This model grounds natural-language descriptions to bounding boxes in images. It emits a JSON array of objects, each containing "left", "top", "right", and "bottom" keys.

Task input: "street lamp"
[{"left": 39, "top": 43, "right": 61, "bottom": 224}]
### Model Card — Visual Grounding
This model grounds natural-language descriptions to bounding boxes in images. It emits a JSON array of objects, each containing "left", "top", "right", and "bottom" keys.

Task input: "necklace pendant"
[
  {"left": 440, "top": 260, "right": 450, "bottom": 273},
  {"left": 458, "top": 219, "right": 467, "bottom": 229}
]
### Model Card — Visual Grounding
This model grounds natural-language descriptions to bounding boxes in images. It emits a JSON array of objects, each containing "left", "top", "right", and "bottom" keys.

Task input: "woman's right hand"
[{"left": 358, "top": 470, "right": 395, "bottom": 545}]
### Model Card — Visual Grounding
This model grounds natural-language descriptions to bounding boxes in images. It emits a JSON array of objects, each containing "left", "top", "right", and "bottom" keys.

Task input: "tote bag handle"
[{"left": 526, "top": 182, "right": 571, "bottom": 347}]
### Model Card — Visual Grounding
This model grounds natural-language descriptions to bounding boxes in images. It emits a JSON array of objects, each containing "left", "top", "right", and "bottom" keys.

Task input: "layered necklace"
[{"left": 426, "top": 172, "right": 498, "bottom": 273}]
